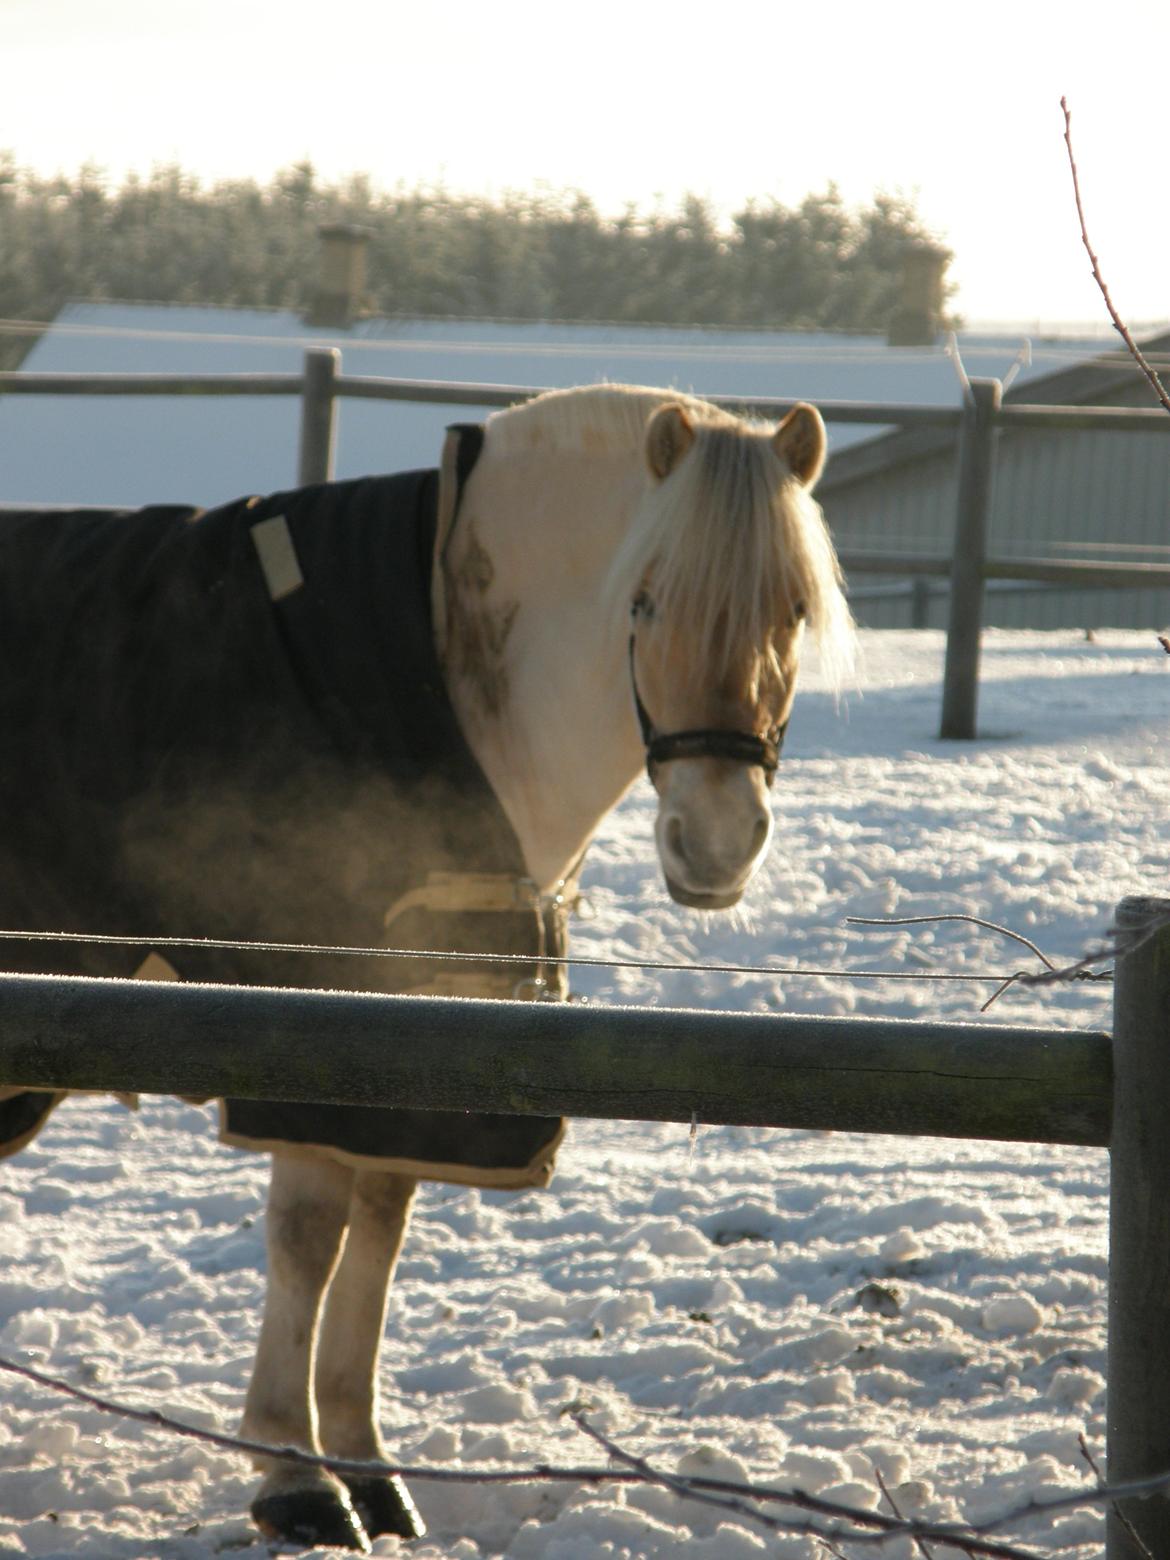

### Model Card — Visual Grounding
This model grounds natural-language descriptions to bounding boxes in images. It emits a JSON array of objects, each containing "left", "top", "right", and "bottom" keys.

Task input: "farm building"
[
  {"left": 821, "top": 334, "right": 1170, "bottom": 630},
  {"left": 2, "top": 230, "right": 1167, "bottom": 627}
]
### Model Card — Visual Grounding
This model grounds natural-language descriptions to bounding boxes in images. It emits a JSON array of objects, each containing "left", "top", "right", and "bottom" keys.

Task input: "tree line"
[{"left": 0, "top": 156, "right": 951, "bottom": 366}]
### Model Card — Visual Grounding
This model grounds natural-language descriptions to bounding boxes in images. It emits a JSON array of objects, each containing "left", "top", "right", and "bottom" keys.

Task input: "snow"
[{"left": 2, "top": 628, "right": 1167, "bottom": 1557}]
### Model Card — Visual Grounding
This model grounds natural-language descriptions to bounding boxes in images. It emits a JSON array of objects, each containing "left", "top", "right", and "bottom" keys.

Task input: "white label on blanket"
[{"left": 251, "top": 515, "right": 304, "bottom": 600}]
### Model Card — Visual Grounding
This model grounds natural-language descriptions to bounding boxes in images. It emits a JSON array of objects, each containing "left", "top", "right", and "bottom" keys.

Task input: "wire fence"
[{"left": 0, "top": 918, "right": 1109, "bottom": 991}]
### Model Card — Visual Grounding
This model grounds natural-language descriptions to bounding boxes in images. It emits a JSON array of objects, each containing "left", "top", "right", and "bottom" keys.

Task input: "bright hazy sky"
[{"left": 6, "top": 0, "right": 1169, "bottom": 328}]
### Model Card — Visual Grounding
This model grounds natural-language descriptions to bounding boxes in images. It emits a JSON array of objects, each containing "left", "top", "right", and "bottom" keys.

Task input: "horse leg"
[
  {"left": 314, "top": 1170, "right": 425, "bottom": 1540},
  {"left": 242, "top": 1150, "right": 370, "bottom": 1552}
]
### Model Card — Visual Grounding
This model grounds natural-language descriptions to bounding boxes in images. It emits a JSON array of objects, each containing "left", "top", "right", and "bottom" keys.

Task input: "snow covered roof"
[{"left": 0, "top": 301, "right": 1157, "bottom": 508}]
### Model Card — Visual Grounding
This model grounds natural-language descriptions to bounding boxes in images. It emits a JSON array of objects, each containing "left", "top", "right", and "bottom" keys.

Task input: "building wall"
[{"left": 822, "top": 379, "right": 1170, "bottom": 632}]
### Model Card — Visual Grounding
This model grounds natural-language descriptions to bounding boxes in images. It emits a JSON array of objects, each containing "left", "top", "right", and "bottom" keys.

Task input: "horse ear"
[
  {"left": 645, "top": 404, "right": 695, "bottom": 481},
  {"left": 773, "top": 403, "right": 826, "bottom": 488}
]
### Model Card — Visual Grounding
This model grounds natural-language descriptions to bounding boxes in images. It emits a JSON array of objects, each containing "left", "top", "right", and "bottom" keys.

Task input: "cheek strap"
[{"left": 627, "top": 629, "right": 786, "bottom": 785}]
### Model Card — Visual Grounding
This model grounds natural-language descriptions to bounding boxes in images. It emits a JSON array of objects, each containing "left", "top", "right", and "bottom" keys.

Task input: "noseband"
[{"left": 627, "top": 595, "right": 787, "bottom": 786}]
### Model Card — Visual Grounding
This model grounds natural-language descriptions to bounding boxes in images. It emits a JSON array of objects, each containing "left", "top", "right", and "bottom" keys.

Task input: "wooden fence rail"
[
  {"left": 4, "top": 350, "right": 1170, "bottom": 740},
  {"left": 0, "top": 893, "right": 1168, "bottom": 1556},
  {"left": 0, "top": 968, "right": 1111, "bottom": 1145}
]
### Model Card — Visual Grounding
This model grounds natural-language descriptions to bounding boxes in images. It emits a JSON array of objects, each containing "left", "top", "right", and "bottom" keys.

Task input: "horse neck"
[{"left": 435, "top": 446, "right": 648, "bottom": 890}]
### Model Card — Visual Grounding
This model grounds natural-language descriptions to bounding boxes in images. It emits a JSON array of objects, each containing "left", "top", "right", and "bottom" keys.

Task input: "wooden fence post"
[
  {"left": 939, "top": 377, "right": 1001, "bottom": 739},
  {"left": 1108, "top": 894, "right": 1170, "bottom": 1558},
  {"left": 298, "top": 347, "right": 339, "bottom": 485},
  {"left": 911, "top": 575, "right": 931, "bottom": 628}
]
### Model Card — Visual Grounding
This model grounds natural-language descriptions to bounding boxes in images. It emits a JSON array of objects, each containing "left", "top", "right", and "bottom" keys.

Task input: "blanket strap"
[{"left": 383, "top": 870, "right": 578, "bottom": 1001}]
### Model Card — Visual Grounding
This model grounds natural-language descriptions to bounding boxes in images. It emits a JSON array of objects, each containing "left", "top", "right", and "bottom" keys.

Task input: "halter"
[{"left": 627, "top": 594, "right": 787, "bottom": 786}]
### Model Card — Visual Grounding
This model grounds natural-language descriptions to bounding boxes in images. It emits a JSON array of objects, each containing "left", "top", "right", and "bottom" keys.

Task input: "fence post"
[
  {"left": 939, "top": 377, "right": 1001, "bottom": 738},
  {"left": 911, "top": 575, "right": 931, "bottom": 629},
  {"left": 1107, "top": 894, "right": 1170, "bottom": 1559},
  {"left": 298, "top": 347, "right": 339, "bottom": 486}
]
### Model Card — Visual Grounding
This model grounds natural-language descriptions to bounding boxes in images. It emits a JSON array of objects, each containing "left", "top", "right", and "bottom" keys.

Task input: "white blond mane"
[{"left": 485, "top": 384, "right": 854, "bottom": 688}]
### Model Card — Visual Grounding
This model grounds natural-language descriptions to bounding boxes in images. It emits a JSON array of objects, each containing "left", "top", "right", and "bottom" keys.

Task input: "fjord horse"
[{"left": 0, "top": 385, "right": 852, "bottom": 1550}]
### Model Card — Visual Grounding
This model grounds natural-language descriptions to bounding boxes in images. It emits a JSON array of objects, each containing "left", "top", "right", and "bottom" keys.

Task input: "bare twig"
[
  {"left": 0, "top": 1353, "right": 1066, "bottom": 1559},
  {"left": 1079, "top": 1432, "right": 1155, "bottom": 1560},
  {"left": 0, "top": 1354, "right": 1029, "bottom": 1552},
  {"left": 572, "top": 1412, "right": 808, "bottom": 1538},
  {"left": 875, "top": 1463, "right": 942, "bottom": 1560},
  {"left": 17, "top": 1351, "right": 1170, "bottom": 1558},
  {"left": 817, "top": 1540, "right": 852, "bottom": 1560},
  {"left": 1061, "top": 96, "right": 1170, "bottom": 416},
  {"left": 573, "top": 1414, "right": 1046, "bottom": 1559}
]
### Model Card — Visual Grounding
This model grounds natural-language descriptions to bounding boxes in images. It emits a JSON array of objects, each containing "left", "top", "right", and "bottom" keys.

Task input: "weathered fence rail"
[
  {"left": 1, "top": 894, "right": 1169, "bottom": 1556},
  {"left": 0, "top": 968, "right": 1111, "bottom": 1145},
  {"left": 4, "top": 351, "right": 1170, "bottom": 741}
]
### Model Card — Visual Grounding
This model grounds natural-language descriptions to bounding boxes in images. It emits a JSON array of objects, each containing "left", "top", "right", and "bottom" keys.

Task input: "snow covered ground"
[{"left": 1, "top": 628, "right": 1167, "bottom": 1559}]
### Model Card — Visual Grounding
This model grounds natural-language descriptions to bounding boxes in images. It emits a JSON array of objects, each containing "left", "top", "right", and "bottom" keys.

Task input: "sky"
[{"left": 5, "top": 0, "right": 1170, "bottom": 329}]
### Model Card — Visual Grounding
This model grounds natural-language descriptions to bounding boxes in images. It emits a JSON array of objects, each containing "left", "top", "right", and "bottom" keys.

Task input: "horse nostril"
[{"left": 751, "top": 817, "right": 770, "bottom": 856}]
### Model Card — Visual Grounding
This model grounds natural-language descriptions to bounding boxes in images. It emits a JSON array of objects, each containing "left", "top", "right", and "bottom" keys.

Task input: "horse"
[{"left": 0, "top": 383, "right": 852, "bottom": 1551}]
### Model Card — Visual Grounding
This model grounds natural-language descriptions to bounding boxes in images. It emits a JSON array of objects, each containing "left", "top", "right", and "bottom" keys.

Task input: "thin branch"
[
  {"left": 0, "top": 1354, "right": 926, "bottom": 1539},
  {"left": 14, "top": 1353, "right": 1169, "bottom": 1558},
  {"left": 1079, "top": 1433, "right": 1155, "bottom": 1560},
  {"left": 0, "top": 1354, "right": 1066, "bottom": 1559},
  {"left": 817, "top": 1540, "right": 853, "bottom": 1560},
  {"left": 875, "top": 1464, "right": 943, "bottom": 1560},
  {"left": 1061, "top": 96, "right": 1170, "bottom": 415},
  {"left": 0, "top": 1354, "right": 1030, "bottom": 1547},
  {"left": 572, "top": 1415, "right": 1046, "bottom": 1560},
  {"left": 572, "top": 1413, "right": 810, "bottom": 1538}
]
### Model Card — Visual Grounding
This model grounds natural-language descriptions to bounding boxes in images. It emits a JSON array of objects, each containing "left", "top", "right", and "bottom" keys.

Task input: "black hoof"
[
  {"left": 251, "top": 1485, "right": 371, "bottom": 1552},
  {"left": 343, "top": 1474, "right": 426, "bottom": 1540}
]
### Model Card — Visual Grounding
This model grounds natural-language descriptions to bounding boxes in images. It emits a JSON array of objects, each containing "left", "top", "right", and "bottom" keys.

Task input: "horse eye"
[
  {"left": 793, "top": 600, "right": 807, "bottom": 622},
  {"left": 633, "top": 591, "right": 656, "bottom": 621}
]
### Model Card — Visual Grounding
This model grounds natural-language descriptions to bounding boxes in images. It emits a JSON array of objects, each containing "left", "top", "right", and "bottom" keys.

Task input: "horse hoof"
[
  {"left": 344, "top": 1474, "right": 426, "bottom": 1540},
  {"left": 251, "top": 1485, "right": 371, "bottom": 1552}
]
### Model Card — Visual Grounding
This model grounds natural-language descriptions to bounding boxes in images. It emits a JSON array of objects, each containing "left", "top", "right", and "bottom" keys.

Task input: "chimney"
[
  {"left": 306, "top": 223, "right": 370, "bottom": 328},
  {"left": 887, "top": 241, "right": 949, "bottom": 347}
]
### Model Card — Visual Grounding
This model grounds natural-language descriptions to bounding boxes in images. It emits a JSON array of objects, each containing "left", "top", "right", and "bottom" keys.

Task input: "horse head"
[{"left": 625, "top": 398, "right": 844, "bottom": 909}]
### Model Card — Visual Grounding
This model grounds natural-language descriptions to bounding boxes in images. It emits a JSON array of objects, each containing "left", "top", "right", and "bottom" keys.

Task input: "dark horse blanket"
[{"left": 0, "top": 444, "right": 566, "bottom": 1186}]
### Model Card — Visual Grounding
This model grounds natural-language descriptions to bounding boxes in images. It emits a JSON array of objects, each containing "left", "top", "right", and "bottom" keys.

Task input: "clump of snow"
[
  {"left": 1048, "top": 1366, "right": 1106, "bottom": 1409},
  {"left": 982, "top": 1296, "right": 1047, "bottom": 1336},
  {"left": 590, "top": 1293, "right": 655, "bottom": 1334},
  {"left": 879, "top": 1227, "right": 925, "bottom": 1264}
]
